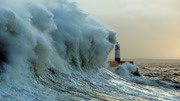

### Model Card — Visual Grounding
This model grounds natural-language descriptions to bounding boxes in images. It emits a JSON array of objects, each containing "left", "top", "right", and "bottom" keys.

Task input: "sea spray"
[
  {"left": 114, "top": 62, "right": 180, "bottom": 89},
  {"left": 0, "top": 0, "right": 179, "bottom": 100},
  {"left": 51, "top": 1, "right": 116, "bottom": 70}
]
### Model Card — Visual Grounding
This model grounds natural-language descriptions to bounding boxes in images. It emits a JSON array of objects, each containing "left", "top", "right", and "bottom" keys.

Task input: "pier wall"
[{"left": 108, "top": 61, "right": 134, "bottom": 72}]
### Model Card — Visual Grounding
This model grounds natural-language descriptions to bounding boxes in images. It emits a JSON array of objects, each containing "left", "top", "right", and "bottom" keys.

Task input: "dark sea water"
[
  {"left": 0, "top": 0, "right": 180, "bottom": 100},
  {"left": 135, "top": 59, "right": 180, "bottom": 84}
]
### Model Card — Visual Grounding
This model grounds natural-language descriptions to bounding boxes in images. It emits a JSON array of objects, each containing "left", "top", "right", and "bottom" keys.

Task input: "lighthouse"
[
  {"left": 115, "top": 42, "right": 120, "bottom": 61},
  {"left": 108, "top": 42, "right": 134, "bottom": 72}
]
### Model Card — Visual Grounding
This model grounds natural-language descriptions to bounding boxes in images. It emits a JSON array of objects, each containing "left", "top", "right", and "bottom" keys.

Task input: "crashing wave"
[
  {"left": 0, "top": 0, "right": 179, "bottom": 100},
  {"left": 114, "top": 62, "right": 180, "bottom": 89}
]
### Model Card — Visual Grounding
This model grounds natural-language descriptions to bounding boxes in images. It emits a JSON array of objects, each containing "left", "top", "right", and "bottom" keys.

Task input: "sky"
[{"left": 70, "top": 0, "right": 180, "bottom": 59}]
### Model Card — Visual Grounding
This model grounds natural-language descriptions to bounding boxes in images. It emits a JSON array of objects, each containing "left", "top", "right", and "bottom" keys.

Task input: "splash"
[
  {"left": 0, "top": 0, "right": 179, "bottom": 100},
  {"left": 114, "top": 62, "right": 180, "bottom": 89},
  {"left": 0, "top": 0, "right": 116, "bottom": 80}
]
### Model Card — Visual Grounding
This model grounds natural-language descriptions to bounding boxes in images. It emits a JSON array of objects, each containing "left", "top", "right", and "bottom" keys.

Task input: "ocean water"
[
  {"left": 0, "top": 0, "right": 180, "bottom": 100},
  {"left": 136, "top": 59, "right": 180, "bottom": 84}
]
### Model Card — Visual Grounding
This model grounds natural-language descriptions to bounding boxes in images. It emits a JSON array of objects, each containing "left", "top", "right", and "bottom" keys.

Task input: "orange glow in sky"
[{"left": 71, "top": 0, "right": 180, "bottom": 59}]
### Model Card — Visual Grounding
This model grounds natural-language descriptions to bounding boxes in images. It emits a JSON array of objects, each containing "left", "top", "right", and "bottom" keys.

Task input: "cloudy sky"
[{"left": 70, "top": 0, "right": 180, "bottom": 59}]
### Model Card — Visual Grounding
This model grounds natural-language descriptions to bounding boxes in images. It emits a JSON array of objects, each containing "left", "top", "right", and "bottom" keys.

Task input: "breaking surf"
[{"left": 0, "top": 0, "right": 179, "bottom": 100}]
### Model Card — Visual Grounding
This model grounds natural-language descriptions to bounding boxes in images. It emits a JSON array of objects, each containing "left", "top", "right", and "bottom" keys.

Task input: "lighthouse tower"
[{"left": 115, "top": 42, "right": 120, "bottom": 61}]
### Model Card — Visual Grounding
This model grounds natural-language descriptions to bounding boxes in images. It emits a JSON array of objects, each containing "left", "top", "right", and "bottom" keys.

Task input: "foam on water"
[
  {"left": 115, "top": 62, "right": 180, "bottom": 89},
  {"left": 0, "top": 0, "right": 179, "bottom": 100}
]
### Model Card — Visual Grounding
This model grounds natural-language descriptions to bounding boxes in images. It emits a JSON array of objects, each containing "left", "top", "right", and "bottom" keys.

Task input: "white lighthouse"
[{"left": 115, "top": 42, "right": 120, "bottom": 61}]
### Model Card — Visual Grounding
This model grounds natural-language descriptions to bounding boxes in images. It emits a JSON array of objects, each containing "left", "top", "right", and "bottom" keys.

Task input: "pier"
[
  {"left": 108, "top": 42, "right": 134, "bottom": 72},
  {"left": 108, "top": 61, "right": 134, "bottom": 72}
]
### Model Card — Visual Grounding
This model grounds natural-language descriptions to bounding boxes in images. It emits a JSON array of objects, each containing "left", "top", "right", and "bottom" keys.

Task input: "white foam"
[
  {"left": 114, "top": 62, "right": 180, "bottom": 89},
  {"left": 0, "top": 0, "right": 179, "bottom": 100}
]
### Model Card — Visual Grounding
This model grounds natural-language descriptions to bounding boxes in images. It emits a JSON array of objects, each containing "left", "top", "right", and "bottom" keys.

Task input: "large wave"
[
  {"left": 0, "top": 0, "right": 179, "bottom": 100},
  {"left": 0, "top": 0, "right": 115, "bottom": 80}
]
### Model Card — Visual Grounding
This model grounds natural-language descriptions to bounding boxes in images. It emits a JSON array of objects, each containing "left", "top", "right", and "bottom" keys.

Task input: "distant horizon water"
[{"left": 108, "top": 57, "right": 180, "bottom": 63}]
